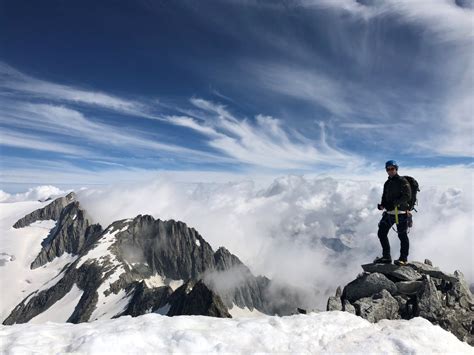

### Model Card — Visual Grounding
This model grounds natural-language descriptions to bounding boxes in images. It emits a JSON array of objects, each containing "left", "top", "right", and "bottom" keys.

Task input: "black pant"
[{"left": 377, "top": 212, "right": 410, "bottom": 260}]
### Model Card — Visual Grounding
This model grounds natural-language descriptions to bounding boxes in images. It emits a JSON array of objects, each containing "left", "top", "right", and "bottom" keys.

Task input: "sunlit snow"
[{"left": 1, "top": 312, "right": 471, "bottom": 354}]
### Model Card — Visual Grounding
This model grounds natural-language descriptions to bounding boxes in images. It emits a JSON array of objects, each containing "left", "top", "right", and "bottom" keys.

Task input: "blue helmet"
[{"left": 385, "top": 160, "right": 398, "bottom": 169}]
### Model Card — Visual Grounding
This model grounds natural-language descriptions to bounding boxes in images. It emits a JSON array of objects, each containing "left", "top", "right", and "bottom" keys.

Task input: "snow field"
[
  {"left": 28, "top": 285, "right": 84, "bottom": 324},
  {"left": 1, "top": 312, "right": 472, "bottom": 354},
  {"left": 0, "top": 201, "right": 76, "bottom": 322}
]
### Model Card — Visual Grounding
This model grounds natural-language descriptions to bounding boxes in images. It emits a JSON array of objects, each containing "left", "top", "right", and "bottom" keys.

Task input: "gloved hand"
[{"left": 377, "top": 204, "right": 384, "bottom": 210}]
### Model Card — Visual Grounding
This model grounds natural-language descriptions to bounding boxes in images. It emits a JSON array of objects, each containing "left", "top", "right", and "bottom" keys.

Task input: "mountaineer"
[{"left": 374, "top": 160, "right": 419, "bottom": 266}]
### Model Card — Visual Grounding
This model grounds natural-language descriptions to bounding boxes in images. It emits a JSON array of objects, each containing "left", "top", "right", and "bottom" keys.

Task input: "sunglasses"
[{"left": 386, "top": 167, "right": 396, "bottom": 171}]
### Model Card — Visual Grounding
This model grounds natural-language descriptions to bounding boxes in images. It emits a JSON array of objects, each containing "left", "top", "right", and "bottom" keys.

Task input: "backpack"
[{"left": 403, "top": 176, "right": 420, "bottom": 211}]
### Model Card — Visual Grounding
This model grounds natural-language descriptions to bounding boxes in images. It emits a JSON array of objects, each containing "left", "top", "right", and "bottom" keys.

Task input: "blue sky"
[{"left": 0, "top": 0, "right": 473, "bottom": 191}]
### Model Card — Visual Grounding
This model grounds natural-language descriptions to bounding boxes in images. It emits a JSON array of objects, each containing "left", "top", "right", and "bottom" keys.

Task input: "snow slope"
[
  {"left": 0, "top": 201, "right": 76, "bottom": 322},
  {"left": 1, "top": 312, "right": 471, "bottom": 354}
]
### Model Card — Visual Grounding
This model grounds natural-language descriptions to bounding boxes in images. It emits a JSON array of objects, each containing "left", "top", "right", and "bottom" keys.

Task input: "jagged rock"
[
  {"left": 361, "top": 263, "right": 422, "bottom": 281},
  {"left": 408, "top": 261, "right": 458, "bottom": 283},
  {"left": 13, "top": 192, "right": 76, "bottom": 228},
  {"left": 452, "top": 270, "right": 474, "bottom": 310},
  {"left": 424, "top": 259, "right": 433, "bottom": 266},
  {"left": 354, "top": 289, "right": 400, "bottom": 322},
  {"left": 342, "top": 300, "right": 356, "bottom": 314},
  {"left": 167, "top": 280, "right": 231, "bottom": 318},
  {"left": 342, "top": 272, "right": 397, "bottom": 303},
  {"left": 112, "top": 216, "right": 215, "bottom": 281},
  {"left": 329, "top": 260, "right": 474, "bottom": 345},
  {"left": 416, "top": 276, "right": 444, "bottom": 321},
  {"left": 327, "top": 296, "right": 342, "bottom": 311},
  {"left": 119, "top": 281, "right": 172, "bottom": 317},
  {"left": 396, "top": 281, "right": 423, "bottom": 295},
  {"left": 31, "top": 201, "right": 102, "bottom": 269},
  {"left": 326, "top": 286, "right": 343, "bottom": 311},
  {"left": 438, "top": 308, "right": 474, "bottom": 345},
  {"left": 394, "top": 295, "right": 408, "bottom": 318},
  {"left": 205, "top": 247, "right": 269, "bottom": 312}
]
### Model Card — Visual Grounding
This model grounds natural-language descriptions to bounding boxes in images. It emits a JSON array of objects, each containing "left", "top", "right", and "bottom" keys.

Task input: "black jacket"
[{"left": 381, "top": 174, "right": 412, "bottom": 211}]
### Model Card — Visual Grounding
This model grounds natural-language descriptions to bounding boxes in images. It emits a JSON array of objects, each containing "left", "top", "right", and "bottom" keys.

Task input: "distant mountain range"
[{"left": 3, "top": 193, "right": 299, "bottom": 325}]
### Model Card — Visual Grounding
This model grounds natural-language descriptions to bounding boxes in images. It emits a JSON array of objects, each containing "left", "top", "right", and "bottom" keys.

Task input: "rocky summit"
[
  {"left": 3, "top": 194, "right": 289, "bottom": 326},
  {"left": 327, "top": 260, "right": 474, "bottom": 345}
]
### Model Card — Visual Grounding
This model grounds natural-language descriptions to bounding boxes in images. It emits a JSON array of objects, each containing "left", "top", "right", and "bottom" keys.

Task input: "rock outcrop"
[
  {"left": 167, "top": 280, "right": 231, "bottom": 318},
  {"left": 30, "top": 201, "right": 103, "bottom": 269},
  {"left": 13, "top": 192, "right": 76, "bottom": 228},
  {"left": 327, "top": 260, "right": 474, "bottom": 345},
  {"left": 12, "top": 192, "right": 103, "bottom": 269}
]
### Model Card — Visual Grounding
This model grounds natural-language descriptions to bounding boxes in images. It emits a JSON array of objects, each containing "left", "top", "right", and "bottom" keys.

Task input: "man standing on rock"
[{"left": 374, "top": 160, "right": 412, "bottom": 266}]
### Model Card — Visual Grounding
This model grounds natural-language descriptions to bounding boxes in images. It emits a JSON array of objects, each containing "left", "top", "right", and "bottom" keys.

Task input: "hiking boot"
[
  {"left": 394, "top": 259, "right": 408, "bottom": 266},
  {"left": 374, "top": 256, "right": 392, "bottom": 264}
]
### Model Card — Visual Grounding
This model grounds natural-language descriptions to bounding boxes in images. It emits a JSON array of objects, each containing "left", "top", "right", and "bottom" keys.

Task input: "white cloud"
[
  {"left": 73, "top": 170, "right": 473, "bottom": 309},
  {"left": 0, "top": 185, "right": 65, "bottom": 203}
]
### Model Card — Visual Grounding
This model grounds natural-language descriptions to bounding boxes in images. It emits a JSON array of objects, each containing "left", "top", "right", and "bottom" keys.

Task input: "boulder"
[
  {"left": 396, "top": 281, "right": 423, "bottom": 295},
  {"left": 326, "top": 286, "right": 343, "bottom": 311},
  {"left": 342, "top": 272, "right": 397, "bottom": 303},
  {"left": 408, "top": 261, "right": 458, "bottom": 283},
  {"left": 452, "top": 270, "right": 474, "bottom": 310},
  {"left": 361, "top": 263, "right": 422, "bottom": 281},
  {"left": 327, "top": 296, "right": 342, "bottom": 311},
  {"left": 342, "top": 300, "right": 356, "bottom": 314},
  {"left": 354, "top": 289, "right": 400, "bottom": 322}
]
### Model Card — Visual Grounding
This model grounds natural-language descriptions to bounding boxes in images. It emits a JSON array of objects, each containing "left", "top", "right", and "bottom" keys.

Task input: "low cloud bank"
[
  {"left": 74, "top": 175, "right": 472, "bottom": 309},
  {"left": 2, "top": 174, "right": 471, "bottom": 310}
]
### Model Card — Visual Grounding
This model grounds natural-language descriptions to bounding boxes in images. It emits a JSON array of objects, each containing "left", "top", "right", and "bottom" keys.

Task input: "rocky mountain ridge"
[
  {"left": 3, "top": 194, "right": 281, "bottom": 325},
  {"left": 327, "top": 259, "right": 474, "bottom": 345}
]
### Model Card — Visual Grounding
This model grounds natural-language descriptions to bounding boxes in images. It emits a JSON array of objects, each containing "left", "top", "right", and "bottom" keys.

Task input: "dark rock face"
[
  {"left": 119, "top": 281, "right": 172, "bottom": 317},
  {"left": 13, "top": 192, "right": 76, "bottom": 228},
  {"left": 168, "top": 280, "right": 231, "bottom": 318},
  {"left": 30, "top": 202, "right": 103, "bottom": 269},
  {"left": 205, "top": 247, "right": 270, "bottom": 313},
  {"left": 112, "top": 215, "right": 215, "bottom": 281},
  {"left": 12, "top": 193, "right": 103, "bottom": 269},
  {"left": 328, "top": 260, "right": 474, "bottom": 345}
]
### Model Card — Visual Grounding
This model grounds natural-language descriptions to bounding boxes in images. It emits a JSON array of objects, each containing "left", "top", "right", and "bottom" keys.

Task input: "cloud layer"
[{"left": 71, "top": 174, "right": 473, "bottom": 309}]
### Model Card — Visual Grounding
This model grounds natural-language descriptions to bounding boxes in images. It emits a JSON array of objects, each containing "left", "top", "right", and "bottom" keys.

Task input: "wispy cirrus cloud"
[
  {"left": 0, "top": 101, "right": 233, "bottom": 164},
  {"left": 293, "top": 0, "right": 474, "bottom": 157},
  {"left": 0, "top": 129, "right": 92, "bottom": 156},
  {"left": 166, "top": 98, "right": 360, "bottom": 170},
  {"left": 0, "top": 62, "right": 147, "bottom": 115},
  {"left": 1, "top": 62, "right": 359, "bottom": 176}
]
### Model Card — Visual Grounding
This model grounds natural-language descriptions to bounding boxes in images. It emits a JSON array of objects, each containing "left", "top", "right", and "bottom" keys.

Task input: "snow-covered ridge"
[{"left": 2, "top": 197, "right": 277, "bottom": 326}]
